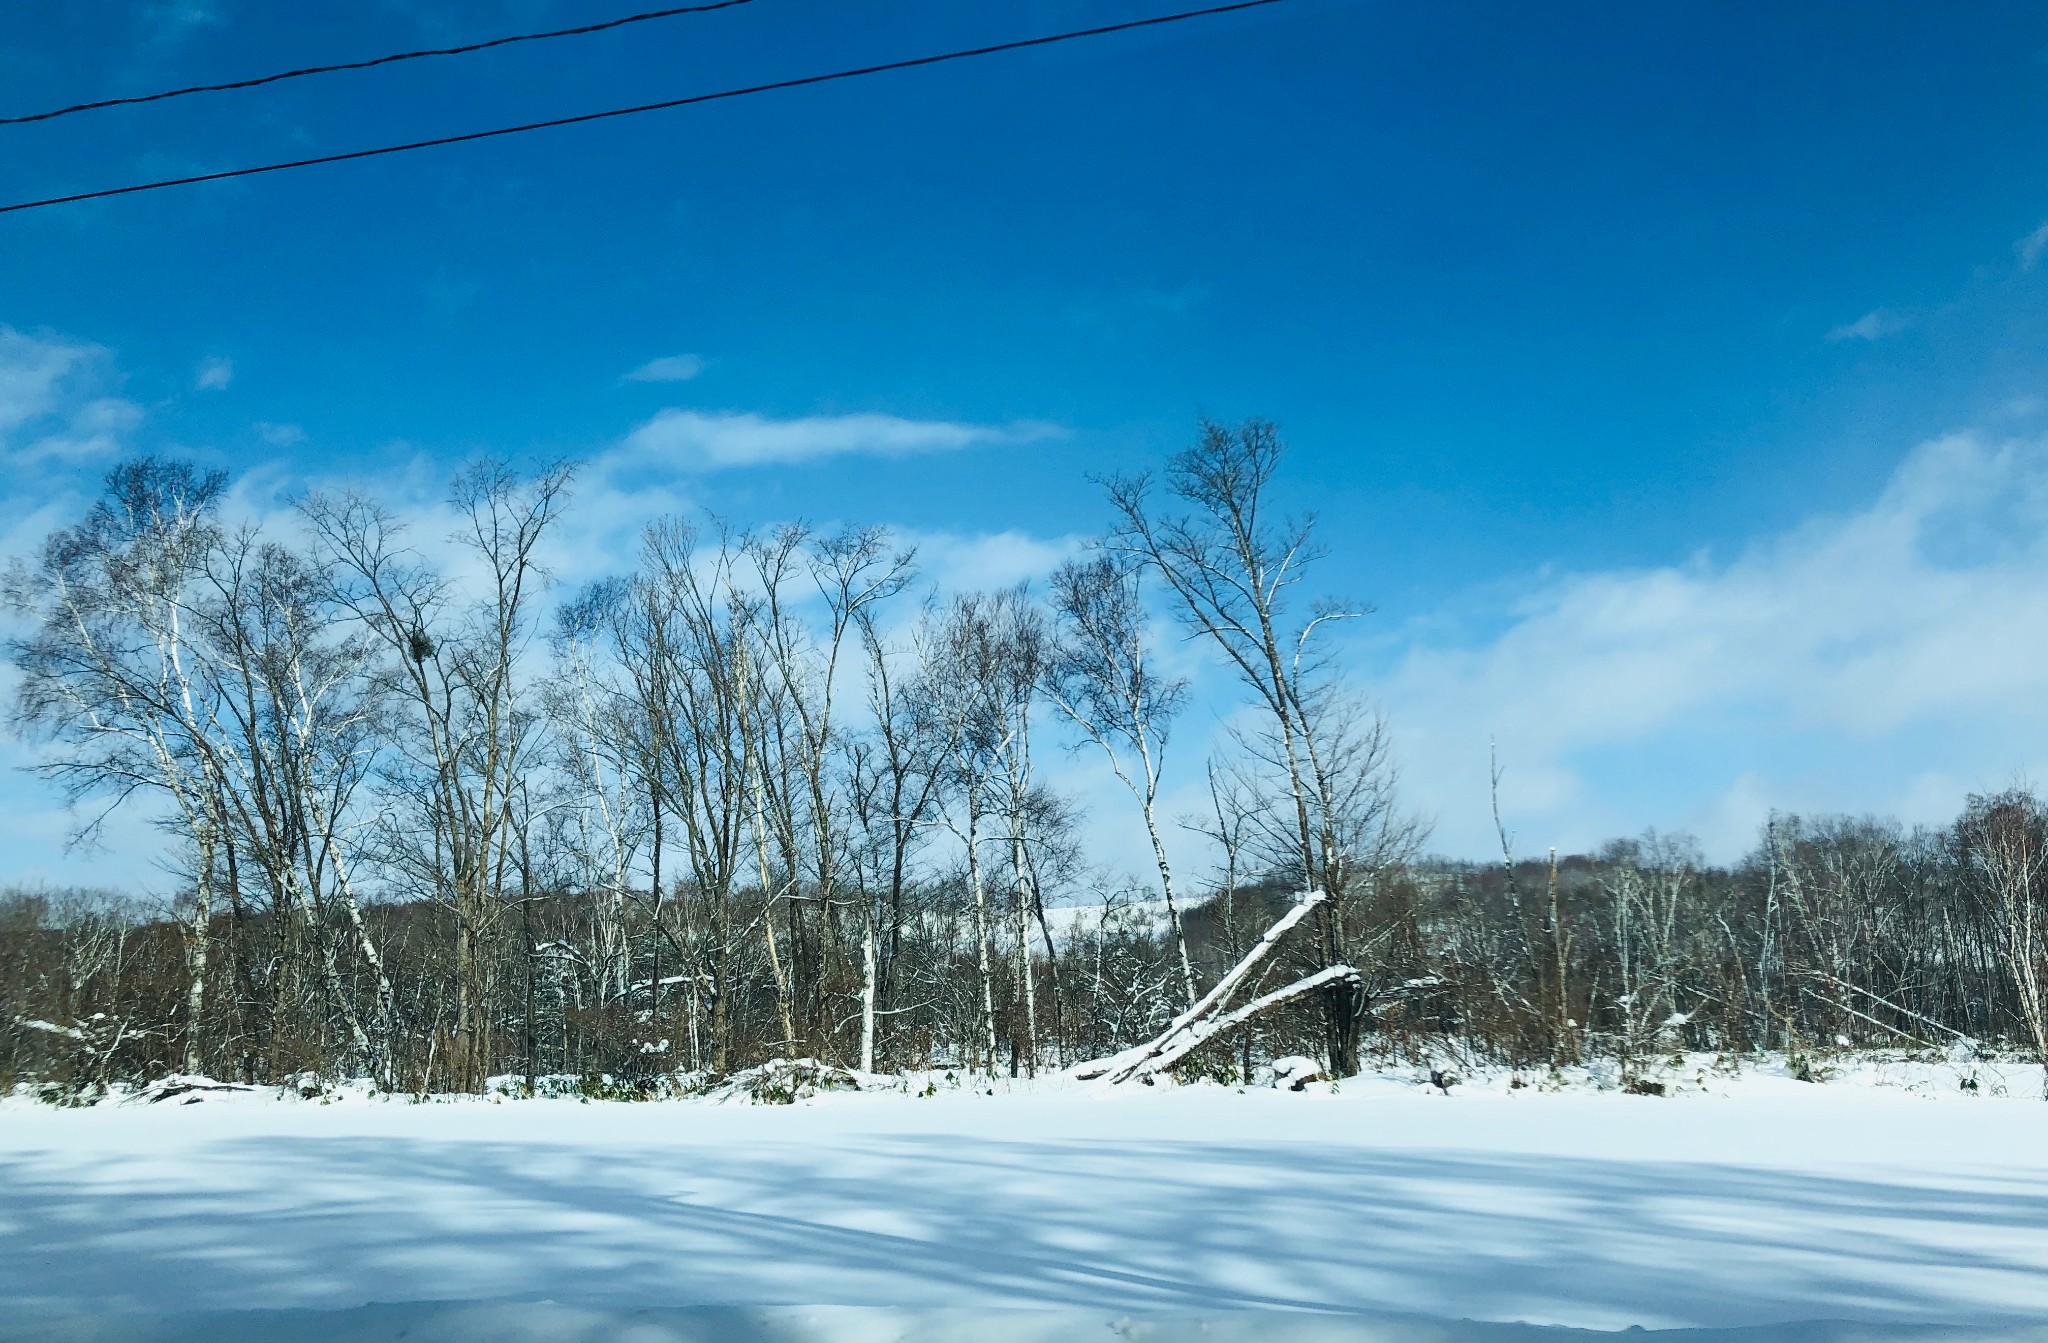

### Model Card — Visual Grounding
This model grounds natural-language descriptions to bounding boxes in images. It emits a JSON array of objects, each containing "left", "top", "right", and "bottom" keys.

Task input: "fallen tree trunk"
[
  {"left": 1103, "top": 963, "right": 1361, "bottom": 1084},
  {"left": 1072, "top": 890, "right": 1350, "bottom": 1084}
]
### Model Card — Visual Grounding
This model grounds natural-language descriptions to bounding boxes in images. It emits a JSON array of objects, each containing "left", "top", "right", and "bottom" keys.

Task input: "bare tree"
[
  {"left": 924, "top": 588, "right": 1043, "bottom": 1072},
  {"left": 194, "top": 530, "right": 397, "bottom": 1083},
  {"left": 7, "top": 461, "right": 232, "bottom": 1076},
  {"left": 548, "top": 581, "right": 652, "bottom": 1005},
  {"left": 1105, "top": 419, "right": 1391, "bottom": 1074},
  {"left": 305, "top": 460, "right": 572, "bottom": 1091},
  {"left": 744, "top": 524, "right": 917, "bottom": 1061},
  {"left": 1603, "top": 834, "right": 1701, "bottom": 1087},
  {"left": 1958, "top": 791, "right": 2048, "bottom": 1094},
  {"left": 632, "top": 518, "right": 760, "bottom": 1071},
  {"left": 1046, "top": 553, "right": 1195, "bottom": 1008},
  {"left": 847, "top": 595, "right": 953, "bottom": 1071}
]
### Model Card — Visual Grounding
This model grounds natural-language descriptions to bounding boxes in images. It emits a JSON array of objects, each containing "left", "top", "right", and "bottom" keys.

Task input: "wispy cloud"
[
  {"left": 0, "top": 328, "right": 87, "bottom": 442},
  {"left": 256, "top": 421, "right": 306, "bottom": 447},
  {"left": 2017, "top": 220, "right": 2048, "bottom": 271},
  {"left": 141, "top": 0, "right": 223, "bottom": 45},
  {"left": 1376, "top": 429, "right": 2048, "bottom": 859},
  {"left": 620, "top": 409, "right": 1060, "bottom": 471},
  {"left": 898, "top": 527, "right": 1081, "bottom": 592},
  {"left": 1827, "top": 309, "right": 1910, "bottom": 342},
  {"left": 623, "top": 354, "right": 704, "bottom": 383},
  {"left": 195, "top": 355, "right": 234, "bottom": 390},
  {"left": 34, "top": 398, "right": 143, "bottom": 464},
  {"left": 0, "top": 326, "right": 138, "bottom": 466}
]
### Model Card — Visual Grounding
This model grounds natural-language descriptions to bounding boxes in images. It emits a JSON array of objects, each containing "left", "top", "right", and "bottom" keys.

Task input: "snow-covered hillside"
[{"left": 5, "top": 1061, "right": 2048, "bottom": 1340}]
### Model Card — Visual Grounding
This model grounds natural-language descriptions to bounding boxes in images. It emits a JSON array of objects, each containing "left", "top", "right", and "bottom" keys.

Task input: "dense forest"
[{"left": 3, "top": 419, "right": 2045, "bottom": 1099}]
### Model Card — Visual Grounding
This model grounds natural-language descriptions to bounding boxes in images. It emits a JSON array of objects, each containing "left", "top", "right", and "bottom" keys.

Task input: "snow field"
[{"left": 5, "top": 1062, "right": 2048, "bottom": 1339}]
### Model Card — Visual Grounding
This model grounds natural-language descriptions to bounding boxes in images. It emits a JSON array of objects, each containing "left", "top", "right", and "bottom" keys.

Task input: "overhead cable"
[
  {"left": 0, "top": 0, "right": 757, "bottom": 127},
  {"left": 0, "top": 0, "right": 1293, "bottom": 216}
]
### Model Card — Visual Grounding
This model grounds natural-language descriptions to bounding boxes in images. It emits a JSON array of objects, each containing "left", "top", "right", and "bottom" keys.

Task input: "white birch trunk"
[
  {"left": 183, "top": 824, "right": 214, "bottom": 1076},
  {"left": 859, "top": 895, "right": 879, "bottom": 1073},
  {"left": 1142, "top": 788, "right": 1197, "bottom": 1009},
  {"left": 966, "top": 797, "right": 999, "bottom": 1070},
  {"left": 1011, "top": 829, "right": 1037, "bottom": 1076}
]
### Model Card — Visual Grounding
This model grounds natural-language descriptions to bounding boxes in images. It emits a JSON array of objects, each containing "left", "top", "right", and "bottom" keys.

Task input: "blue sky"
[{"left": 4, "top": 0, "right": 2048, "bottom": 887}]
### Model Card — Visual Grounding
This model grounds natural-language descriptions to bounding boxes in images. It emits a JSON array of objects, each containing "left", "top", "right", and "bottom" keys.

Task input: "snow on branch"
[
  {"left": 1071, "top": 890, "right": 1351, "bottom": 1085},
  {"left": 16, "top": 1017, "right": 88, "bottom": 1042},
  {"left": 1117, "top": 963, "right": 1360, "bottom": 1082}
]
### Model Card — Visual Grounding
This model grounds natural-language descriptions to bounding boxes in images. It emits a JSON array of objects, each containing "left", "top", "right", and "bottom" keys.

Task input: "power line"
[
  {"left": 0, "top": 0, "right": 1294, "bottom": 217},
  {"left": 0, "top": 1, "right": 758, "bottom": 127}
]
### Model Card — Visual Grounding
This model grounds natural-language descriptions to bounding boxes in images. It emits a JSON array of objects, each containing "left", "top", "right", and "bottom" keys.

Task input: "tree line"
[{"left": 3, "top": 418, "right": 2045, "bottom": 1098}]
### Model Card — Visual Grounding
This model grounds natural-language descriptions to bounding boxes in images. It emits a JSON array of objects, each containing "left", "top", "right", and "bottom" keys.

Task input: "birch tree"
[
  {"left": 193, "top": 530, "right": 397, "bottom": 1082},
  {"left": 1958, "top": 791, "right": 2048, "bottom": 1094},
  {"left": 548, "top": 580, "right": 651, "bottom": 1004},
  {"left": 1046, "top": 552, "right": 1194, "bottom": 1008},
  {"left": 305, "top": 460, "right": 571, "bottom": 1091},
  {"left": 634, "top": 518, "right": 759, "bottom": 1070},
  {"left": 847, "top": 598, "right": 952, "bottom": 1071},
  {"left": 1105, "top": 418, "right": 1385, "bottom": 1074},
  {"left": 745, "top": 524, "right": 916, "bottom": 1058},
  {"left": 7, "top": 460, "right": 232, "bottom": 1076},
  {"left": 924, "top": 588, "right": 1041, "bottom": 1072}
]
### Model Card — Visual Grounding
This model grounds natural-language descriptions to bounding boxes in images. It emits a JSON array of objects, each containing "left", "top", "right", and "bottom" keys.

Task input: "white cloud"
[
  {"left": 195, "top": 356, "right": 234, "bottom": 390},
  {"left": 1377, "top": 429, "right": 2048, "bottom": 860},
  {"left": 901, "top": 528, "right": 1081, "bottom": 593},
  {"left": 1, "top": 328, "right": 94, "bottom": 440},
  {"left": 31, "top": 397, "right": 143, "bottom": 464},
  {"left": 0, "top": 326, "right": 138, "bottom": 466},
  {"left": 623, "top": 354, "right": 704, "bottom": 383},
  {"left": 255, "top": 421, "right": 306, "bottom": 447},
  {"left": 620, "top": 409, "right": 1060, "bottom": 471},
  {"left": 2017, "top": 220, "right": 2048, "bottom": 271},
  {"left": 1827, "top": 309, "right": 1910, "bottom": 342}
]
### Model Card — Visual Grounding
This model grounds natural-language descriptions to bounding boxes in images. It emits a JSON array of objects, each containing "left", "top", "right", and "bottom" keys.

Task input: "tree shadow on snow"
[{"left": 2, "top": 1131, "right": 2045, "bottom": 1331}]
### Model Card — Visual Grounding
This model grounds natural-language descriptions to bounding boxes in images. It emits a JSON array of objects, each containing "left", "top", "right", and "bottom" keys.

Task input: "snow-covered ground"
[
  {"left": 1037, "top": 896, "right": 1172, "bottom": 938},
  {"left": 5, "top": 1058, "right": 2048, "bottom": 1341}
]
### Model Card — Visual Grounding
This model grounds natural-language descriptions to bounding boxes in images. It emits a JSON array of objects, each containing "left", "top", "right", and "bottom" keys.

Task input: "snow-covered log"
[
  {"left": 1260, "top": 1055, "right": 1324, "bottom": 1090},
  {"left": 705, "top": 1058, "right": 902, "bottom": 1105},
  {"left": 135, "top": 1075, "right": 257, "bottom": 1104},
  {"left": 1071, "top": 890, "right": 1343, "bottom": 1084},
  {"left": 16, "top": 1017, "right": 88, "bottom": 1042},
  {"left": 1103, "top": 963, "right": 1361, "bottom": 1084}
]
